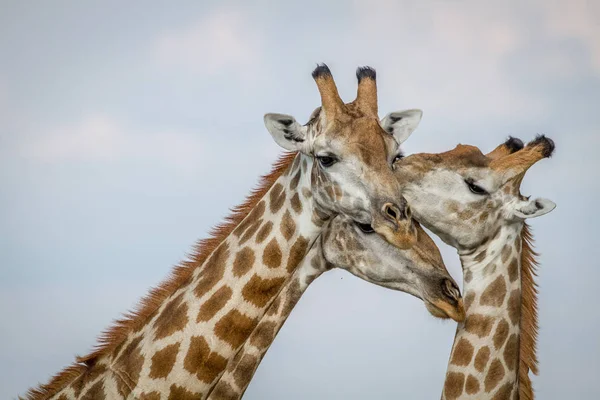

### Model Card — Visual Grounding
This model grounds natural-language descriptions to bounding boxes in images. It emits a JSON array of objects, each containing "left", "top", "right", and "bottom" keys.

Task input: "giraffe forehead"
[{"left": 316, "top": 117, "right": 393, "bottom": 157}]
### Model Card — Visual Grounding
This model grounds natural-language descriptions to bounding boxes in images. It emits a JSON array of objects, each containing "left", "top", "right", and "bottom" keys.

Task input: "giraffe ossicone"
[{"left": 264, "top": 63, "right": 425, "bottom": 250}]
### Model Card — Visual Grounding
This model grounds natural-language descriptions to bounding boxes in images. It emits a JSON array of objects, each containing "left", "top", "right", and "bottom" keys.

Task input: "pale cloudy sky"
[{"left": 1, "top": 1, "right": 599, "bottom": 399}]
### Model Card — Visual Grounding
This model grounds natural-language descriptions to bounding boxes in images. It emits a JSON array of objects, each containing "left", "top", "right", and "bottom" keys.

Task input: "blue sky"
[{"left": 1, "top": 1, "right": 599, "bottom": 398}]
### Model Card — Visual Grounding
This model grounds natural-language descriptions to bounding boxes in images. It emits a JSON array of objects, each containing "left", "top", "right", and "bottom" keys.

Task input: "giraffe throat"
[{"left": 443, "top": 224, "right": 540, "bottom": 400}]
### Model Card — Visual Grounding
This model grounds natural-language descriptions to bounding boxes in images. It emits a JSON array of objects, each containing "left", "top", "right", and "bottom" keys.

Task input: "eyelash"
[
  {"left": 316, "top": 155, "right": 337, "bottom": 168},
  {"left": 465, "top": 179, "right": 488, "bottom": 195},
  {"left": 356, "top": 222, "right": 375, "bottom": 233}
]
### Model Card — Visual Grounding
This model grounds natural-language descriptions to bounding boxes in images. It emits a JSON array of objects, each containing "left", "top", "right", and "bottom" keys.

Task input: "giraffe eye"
[
  {"left": 356, "top": 222, "right": 375, "bottom": 233},
  {"left": 465, "top": 179, "right": 488, "bottom": 195},
  {"left": 316, "top": 155, "right": 337, "bottom": 168},
  {"left": 393, "top": 153, "right": 404, "bottom": 164}
]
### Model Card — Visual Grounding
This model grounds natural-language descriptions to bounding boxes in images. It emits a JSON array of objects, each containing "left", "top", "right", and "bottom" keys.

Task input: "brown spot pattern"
[
  {"left": 239, "top": 219, "right": 263, "bottom": 245},
  {"left": 255, "top": 221, "right": 273, "bottom": 244},
  {"left": 149, "top": 342, "right": 180, "bottom": 379},
  {"left": 479, "top": 211, "right": 489, "bottom": 222},
  {"left": 183, "top": 336, "right": 228, "bottom": 384},
  {"left": 242, "top": 274, "right": 286, "bottom": 308},
  {"left": 465, "top": 314, "right": 494, "bottom": 337},
  {"left": 480, "top": 276, "right": 507, "bottom": 307},
  {"left": 501, "top": 245, "right": 512, "bottom": 263},
  {"left": 444, "top": 372, "right": 465, "bottom": 399},
  {"left": 475, "top": 346, "right": 491, "bottom": 372},
  {"left": 290, "top": 193, "right": 302, "bottom": 214},
  {"left": 71, "top": 363, "right": 106, "bottom": 397},
  {"left": 154, "top": 293, "right": 189, "bottom": 340},
  {"left": 504, "top": 334, "right": 519, "bottom": 371},
  {"left": 263, "top": 239, "right": 282, "bottom": 269},
  {"left": 233, "top": 201, "right": 265, "bottom": 237},
  {"left": 210, "top": 381, "right": 239, "bottom": 400},
  {"left": 233, "top": 247, "right": 255, "bottom": 277},
  {"left": 168, "top": 384, "right": 203, "bottom": 400},
  {"left": 214, "top": 309, "right": 258, "bottom": 348},
  {"left": 195, "top": 243, "right": 230, "bottom": 298},
  {"left": 269, "top": 183, "right": 286, "bottom": 214},
  {"left": 114, "top": 336, "right": 144, "bottom": 389},
  {"left": 474, "top": 249, "right": 487, "bottom": 262},
  {"left": 286, "top": 236, "right": 309, "bottom": 272},
  {"left": 280, "top": 210, "right": 296, "bottom": 241},
  {"left": 464, "top": 292, "right": 476, "bottom": 311},
  {"left": 282, "top": 278, "right": 304, "bottom": 316},
  {"left": 464, "top": 269, "right": 473, "bottom": 283},
  {"left": 139, "top": 392, "right": 161, "bottom": 400},
  {"left": 80, "top": 380, "right": 105, "bottom": 400},
  {"left": 290, "top": 169, "right": 301, "bottom": 191},
  {"left": 451, "top": 338, "right": 474, "bottom": 366},
  {"left": 250, "top": 321, "right": 278, "bottom": 349},
  {"left": 234, "top": 354, "right": 259, "bottom": 388},
  {"left": 493, "top": 319, "right": 510, "bottom": 350},
  {"left": 197, "top": 285, "right": 233, "bottom": 322},
  {"left": 507, "top": 289, "right": 521, "bottom": 325},
  {"left": 508, "top": 258, "right": 519, "bottom": 282},
  {"left": 466, "top": 374, "right": 480, "bottom": 395},
  {"left": 484, "top": 359, "right": 505, "bottom": 392},
  {"left": 267, "top": 296, "right": 281, "bottom": 316},
  {"left": 291, "top": 154, "right": 301, "bottom": 172},
  {"left": 492, "top": 382, "right": 513, "bottom": 400}
]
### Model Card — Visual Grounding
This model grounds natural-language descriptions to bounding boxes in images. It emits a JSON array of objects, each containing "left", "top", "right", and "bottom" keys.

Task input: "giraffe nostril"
[
  {"left": 382, "top": 203, "right": 403, "bottom": 222},
  {"left": 442, "top": 279, "right": 461, "bottom": 303},
  {"left": 387, "top": 207, "right": 397, "bottom": 220}
]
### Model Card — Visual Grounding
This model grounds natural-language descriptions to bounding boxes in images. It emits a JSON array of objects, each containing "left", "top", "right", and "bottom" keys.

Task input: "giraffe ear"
[
  {"left": 264, "top": 113, "right": 310, "bottom": 153},
  {"left": 512, "top": 197, "right": 556, "bottom": 219},
  {"left": 380, "top": 109, "right": 423, "bottom": 144}
]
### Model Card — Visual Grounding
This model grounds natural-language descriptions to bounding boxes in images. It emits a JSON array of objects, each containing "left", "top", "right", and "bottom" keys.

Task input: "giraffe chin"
[{"left": 426, "top": 298, "right": 466, "bottom": 323}]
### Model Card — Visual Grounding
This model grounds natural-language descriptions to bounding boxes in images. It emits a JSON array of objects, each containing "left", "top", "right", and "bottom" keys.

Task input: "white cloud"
[
  {"left": 154, "top": 9, "right": 262, "bottom": 76},
  {"left": 21, "top": 114, "right": 208, "bottom": 171}
]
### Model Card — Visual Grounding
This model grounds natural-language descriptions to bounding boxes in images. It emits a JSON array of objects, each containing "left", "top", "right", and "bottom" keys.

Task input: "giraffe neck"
[
  {"left": 208, "top": 236, "right": 330, "bottom": 399},
  {"left": 40, "top": 153, "right": 330, "bottom": 400},
  {"left": 442, "top": 224, "right": 524, "bottom": 400}
]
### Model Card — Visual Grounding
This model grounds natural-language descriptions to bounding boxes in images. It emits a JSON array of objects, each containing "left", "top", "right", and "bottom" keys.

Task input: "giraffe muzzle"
[{"left": 371, "top": 201, "right": 416, "bottom": 250}]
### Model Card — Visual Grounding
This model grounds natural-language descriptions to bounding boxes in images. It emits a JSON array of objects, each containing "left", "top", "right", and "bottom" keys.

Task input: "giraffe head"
[
  {"left": 321, "top": 211, "right": 465, "bottom": 322},
  {"left": 265, "top": 64, "right": 423, "bottom": 249},
  {"left": 392, "top": 136, "right": 556, "bottom": 249}
]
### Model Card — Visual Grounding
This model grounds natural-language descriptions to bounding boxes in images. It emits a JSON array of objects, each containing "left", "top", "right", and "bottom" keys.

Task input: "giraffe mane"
[
  {"left": 519, "top": 223, "right": 540, "bottom": 400},
  {"left": 24, "top": 152, "right": 297, "bottom": 400}
]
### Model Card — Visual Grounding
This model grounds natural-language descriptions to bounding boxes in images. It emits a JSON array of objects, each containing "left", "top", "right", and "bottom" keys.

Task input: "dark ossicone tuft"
[
  {"left": 505, "top": 136, "right": 524, "bottom": 153},
  {"left": 528, "top": 134, "right": 555, "bottom": 158},
  {"left": 356, "top": 66, "right": 376, "bottom": 82},
  {"left": 312, "top": 63, "right": 332, "bottom": 79}
]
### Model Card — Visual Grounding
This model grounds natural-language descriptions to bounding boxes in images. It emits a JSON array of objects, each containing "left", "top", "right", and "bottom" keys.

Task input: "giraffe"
[
  {"left": 392, "top": 136, "right": 556, "bottom": 399},
  {"left": 212, "top": 136, "right": 556, "bottom": 399},
  {"left": 210, "top": 213, "right": 465, "bottom": 399},
  {"left": 23, "top": 65, "right": 434, "bottom": 400}
]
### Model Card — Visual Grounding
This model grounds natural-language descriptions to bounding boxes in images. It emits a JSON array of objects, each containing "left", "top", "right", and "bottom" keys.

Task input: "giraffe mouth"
[{"left": 425, "top": 298, "right": 466, "bottom": 322}]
